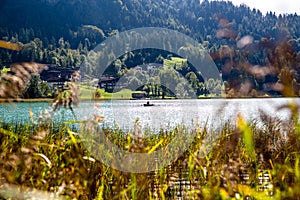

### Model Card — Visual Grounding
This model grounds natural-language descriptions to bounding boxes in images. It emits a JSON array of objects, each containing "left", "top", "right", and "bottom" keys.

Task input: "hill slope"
[{"left": 0, "top": 0, "right": 300, "bottom": 97}]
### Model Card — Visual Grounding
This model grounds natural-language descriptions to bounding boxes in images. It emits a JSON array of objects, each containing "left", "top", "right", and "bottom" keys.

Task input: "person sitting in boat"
[{"left": 144, "top": 101, "right": 154, "bottom": 106}]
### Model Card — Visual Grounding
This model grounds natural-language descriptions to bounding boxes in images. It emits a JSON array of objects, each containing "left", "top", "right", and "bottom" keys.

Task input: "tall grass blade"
[
  {"left": 95, "top": 179, "right": 105, "bottom": 200},
  {"left": 237, "top": 114, "right": 256, "bottom": 161}
]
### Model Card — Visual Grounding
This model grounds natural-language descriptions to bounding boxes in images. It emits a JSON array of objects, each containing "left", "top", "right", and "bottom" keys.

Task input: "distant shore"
[
  {"left": 0, "top": 98, "right": 53, "bottom": 103},
  {"left": 0, "top": 95, "right": 296, "bottom": 104}
]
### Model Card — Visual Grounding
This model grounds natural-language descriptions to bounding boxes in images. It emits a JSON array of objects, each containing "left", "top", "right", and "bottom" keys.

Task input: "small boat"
[{"left": 143, "top": 101, "right": 154, "bottom": 107}]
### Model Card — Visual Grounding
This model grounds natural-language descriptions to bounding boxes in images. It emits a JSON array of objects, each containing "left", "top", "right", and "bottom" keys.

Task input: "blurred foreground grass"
[{"left": 0, "top": 109, "right": 300, "bottom": 199}]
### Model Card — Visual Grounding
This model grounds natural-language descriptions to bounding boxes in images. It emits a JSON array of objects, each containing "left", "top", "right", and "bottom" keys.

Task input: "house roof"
[
  {"left": 99, "top": 76, "right": 116, "bottom": 82},
  {"left": 46, "top": 77, "right": 69, "bottom": 82},
  {"left": 40, "top": 65, "right": 80, "bottom": 83}
]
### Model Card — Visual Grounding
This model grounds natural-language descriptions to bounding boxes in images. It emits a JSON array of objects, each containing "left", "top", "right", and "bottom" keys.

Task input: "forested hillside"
[{"left": 0, "top": 0, "right": 300, "bottom": 97}]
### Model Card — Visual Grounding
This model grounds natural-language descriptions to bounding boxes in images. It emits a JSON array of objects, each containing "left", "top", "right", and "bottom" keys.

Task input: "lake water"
[{"left": 0, "top": 98, "right": 298, "bottom": 132}]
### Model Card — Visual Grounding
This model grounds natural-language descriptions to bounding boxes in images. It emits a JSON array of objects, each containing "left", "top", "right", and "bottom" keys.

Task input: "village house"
[
  {"left": 40, "top": 65, "right": 80, "bottom": 89},
  {"left": 98, "top": 75, "right": 118, "bottom": 92}
]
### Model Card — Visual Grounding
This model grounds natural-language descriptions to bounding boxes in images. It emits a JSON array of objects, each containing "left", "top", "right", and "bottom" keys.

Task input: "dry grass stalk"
[
  {"left": 0, "top": 62, "right": 47, "bottom": 100},
  {"left": 51, "top": 71, "right": 81, "bottom": 117}
]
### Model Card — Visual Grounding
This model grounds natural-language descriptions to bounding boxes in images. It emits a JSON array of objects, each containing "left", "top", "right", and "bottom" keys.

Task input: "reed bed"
[{"left": 0, "top": 106, "right": 300, "bottom": 200}]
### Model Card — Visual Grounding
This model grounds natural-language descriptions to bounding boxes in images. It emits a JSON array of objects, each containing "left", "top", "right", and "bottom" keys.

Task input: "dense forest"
[{"left": 0, "top": 0, "right": 300, "bottom": 97}]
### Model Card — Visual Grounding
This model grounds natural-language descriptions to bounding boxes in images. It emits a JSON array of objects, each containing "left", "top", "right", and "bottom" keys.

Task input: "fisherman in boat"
[{"left": 144, "top": 101, "right": 154, "bottom": 106}]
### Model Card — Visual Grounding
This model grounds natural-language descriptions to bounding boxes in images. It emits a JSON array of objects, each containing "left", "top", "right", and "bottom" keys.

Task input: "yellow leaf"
[
  {"left": 219, "top": 188, "right": 229, "bottom": 199},
  {"left": 148, "top": 139, "right": 164, "bottom": 154},
  {"left": 67, "top": 127, "right": 79, "bottom": 149},
  {"left": 0, "top": 40, "right": 21, "bottom": 51}
]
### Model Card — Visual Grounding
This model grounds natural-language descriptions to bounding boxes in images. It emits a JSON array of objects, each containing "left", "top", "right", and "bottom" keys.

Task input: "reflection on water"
[{"left": 0, "top": 98, "right": 298, "bottom": 132}]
